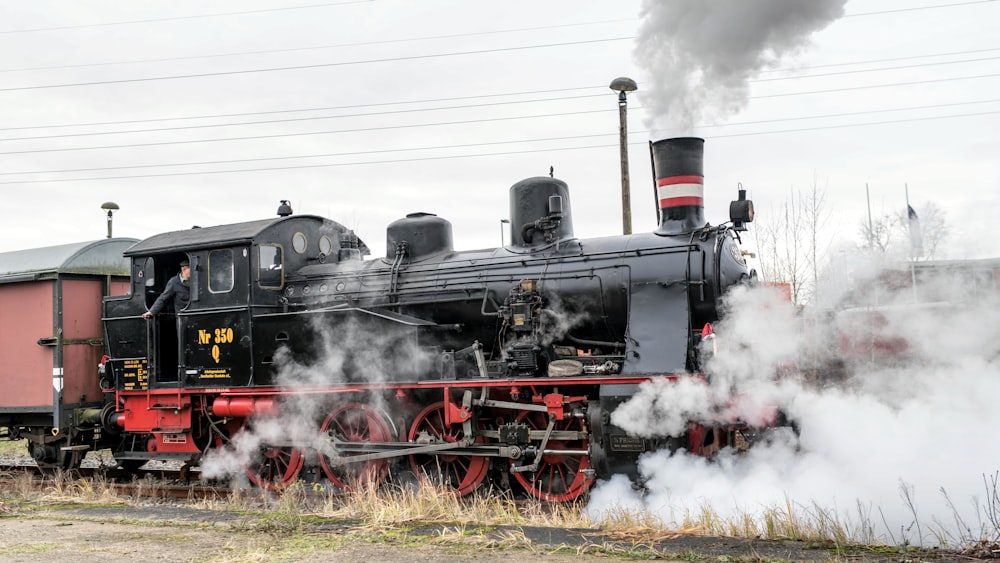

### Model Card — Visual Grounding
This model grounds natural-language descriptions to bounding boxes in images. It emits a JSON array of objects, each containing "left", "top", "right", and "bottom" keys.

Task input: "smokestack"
[{"left": 651, "top": 137, "right": 706, "bottom": 235}]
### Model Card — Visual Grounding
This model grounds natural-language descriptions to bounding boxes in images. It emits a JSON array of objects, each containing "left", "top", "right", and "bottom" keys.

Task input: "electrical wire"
[
  {"left": 845, "top": 0, "right": 998, "bottom": 17},
  {"left": 0, "top": 132, "right": 618, "bottom": 176},
  {"left": 4, "top": 43, "right": 999, "bottom": 133},
  {"left": 4, "top": 63, "right": 1000, "bottom": 144},
  {"left": 752, "top": 55, "right": 1000, "bottom": 82},
  {"left": 0, "top": 1, "right": 373, "bottom": 35},
  {"left": 754, "top": 72, "right": 1000, "bottom": 99},
  {"left": 0, "top": 109, "right": 996, "bottom": 185},
  {"left": 0, "top": 94, "right": 608, "bottom": 142},
  {"left": 5, "top": 68, "right": 999, "bottom": 155},
  {"left": 0, "top": 85, "right": 608, "bottom": 132},
  {"left": 0, "top": 108, "right": 615, "bottom": 156},
  {"left": 0, "top": 37, "right": 632, "bottom": 93},
  {"left": 0, "top": 19, "right": 636, "bottom": 74},
  {"left": 6, "top": 97, "right": 999, "bottom": 176}
]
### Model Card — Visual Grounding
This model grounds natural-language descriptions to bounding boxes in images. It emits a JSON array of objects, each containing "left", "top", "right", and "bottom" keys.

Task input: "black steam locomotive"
[{"left": 94, "top": 137, "right": 757, "bottom": 499}]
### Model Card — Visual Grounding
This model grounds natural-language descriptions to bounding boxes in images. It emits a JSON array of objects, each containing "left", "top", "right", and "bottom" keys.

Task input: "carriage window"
[
  {"left": 209, "top": 249, "right": 235, "bottom": 293},
  {"left": 258, "top": 244, "right": 283, "bottom": 289}
]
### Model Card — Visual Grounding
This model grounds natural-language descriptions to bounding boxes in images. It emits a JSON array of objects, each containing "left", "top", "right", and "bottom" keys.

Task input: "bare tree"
[
  {"left": 857, "top": 201, "right": 949, "bottom": 261},
  {"left": 750, "top": 188, "right": 809, "bottom": 304},
  {"left": 857, "top": 212, "right": 897, "bottom": 254},
  {"left": 802, "top": 173, "right": 833, "bottom": 303}
]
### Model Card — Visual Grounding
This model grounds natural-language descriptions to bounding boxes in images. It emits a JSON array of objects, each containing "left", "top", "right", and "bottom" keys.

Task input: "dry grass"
[
  {"left": 2, "top": 466, "right": 998, "bottom": 557},
  {"left": 0, "top": 439, "right": 27, "bottom": 456}
]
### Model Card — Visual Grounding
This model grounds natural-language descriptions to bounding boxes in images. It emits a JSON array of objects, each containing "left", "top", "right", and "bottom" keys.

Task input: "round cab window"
[
  {"left": 319, "top": 235, "right": 333, "bottom": 256},
  {"left": 292, "top": 232, "right": 308, "bottom": 254}
]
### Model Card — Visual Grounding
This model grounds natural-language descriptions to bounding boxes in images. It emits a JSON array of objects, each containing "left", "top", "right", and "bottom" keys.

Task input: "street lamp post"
[
  {"left": 610, "top": 77, "right": 637, "bottom": 235},
  {"left": 101, "top": 201, "right": 119, "bottom": 238}
]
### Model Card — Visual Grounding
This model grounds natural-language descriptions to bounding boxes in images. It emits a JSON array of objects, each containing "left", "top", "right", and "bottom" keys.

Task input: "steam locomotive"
[{"left": 5, "top": 137, "right": 761, "bottom": 500}]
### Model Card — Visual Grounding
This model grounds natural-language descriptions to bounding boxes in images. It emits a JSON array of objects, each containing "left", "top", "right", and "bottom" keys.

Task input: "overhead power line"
[
  {"left": 5, "top": 93, "right": 998, "bottom": 149},
  {"left": 0, "top": 108, "right": 616, "bottom": 156},
  {"left": 0, "top": 37, "right": 632, "bottom": 93},
  {"left": 4, "top": 42, "right": 998, "bottom": 133},
  {"left": 0, "top": 19, "right": 636, "bottom": 74},
  {"left": 0, "top": 94, "right": 607, "bottom": 142},
  {"left": 1, "top": 0, "right": 989, "bottom": 36},
  {"left": 0, "top": 85, "right": 607, "bottom": 132},
  {"left": 3, "top": 48, "right": 999, "bottom": 137},
  {"left": 754, "top": 72, "right": 1000, "bottom": 99},
  {"left": 0, "top": 1, "right": 373, "bottom": 35},
  {"left": 758, "top": 46, "right": 1000, "bottom": 74},
  {"left": 753, "top": 54, "right": 1000, "bottom": 82},
  {"left": 845, "top": 0, "right": 998, "bottom": 17},
  {"left": 0, "top": 132, "right": 620, "bottom": 176},
  {"left": 5, "top": 97, "right": 1000, "bottom": 178},
  {"left": 4, "top": 70, "right": 998, "bottom": 156},
  {"left": 709, "top": 109, "right": 1000, "bottom": 138},
  {"left": 0, "top": 109, "right": 996, "bottom": 185}
]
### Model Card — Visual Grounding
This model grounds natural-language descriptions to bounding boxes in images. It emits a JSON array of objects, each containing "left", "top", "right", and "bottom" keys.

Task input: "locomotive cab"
[{"left": 103, "top": 212, "right": 368, "bottom": 392}]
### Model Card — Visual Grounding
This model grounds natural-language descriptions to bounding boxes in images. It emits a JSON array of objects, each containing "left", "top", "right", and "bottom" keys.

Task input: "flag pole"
[
  {"left": 865, "top": 183, "right": 873, "bottom": 250},
  {"left": 906, "top": 183, "right": 917, "bottom": 302}
]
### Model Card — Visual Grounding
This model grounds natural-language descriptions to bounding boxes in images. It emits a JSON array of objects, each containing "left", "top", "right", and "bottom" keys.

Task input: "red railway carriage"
[{"left": 0, "top": 238, "right": 135, "bottom": 469}]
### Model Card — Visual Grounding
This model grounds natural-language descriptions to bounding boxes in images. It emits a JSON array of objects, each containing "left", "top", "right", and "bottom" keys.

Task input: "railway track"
[{"left": 0, "top": 462, "right": 240, "bottom": 501}]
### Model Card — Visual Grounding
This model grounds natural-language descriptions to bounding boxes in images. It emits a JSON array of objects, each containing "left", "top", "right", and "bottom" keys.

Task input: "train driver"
[{"left": 141, "top": 260, "right": 191, "bottom": 319}]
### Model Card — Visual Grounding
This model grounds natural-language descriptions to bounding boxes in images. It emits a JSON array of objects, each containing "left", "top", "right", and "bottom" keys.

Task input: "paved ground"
[{"left": 0, "top": 504, "right": 965, "bottom": 562}]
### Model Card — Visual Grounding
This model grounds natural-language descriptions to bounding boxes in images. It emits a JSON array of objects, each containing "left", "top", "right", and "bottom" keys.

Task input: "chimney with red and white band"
[{"left": 650, "top": 137, "right": 706, "bottom": 235}]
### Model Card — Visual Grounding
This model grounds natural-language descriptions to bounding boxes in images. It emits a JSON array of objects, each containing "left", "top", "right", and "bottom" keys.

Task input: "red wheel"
[
  {"left": 512, "top": 410, "right": 593, "bottom": 502},
  {"left": 215, "top": 421, "right": 304, "bottom": 490},
  {"left": 319, "top": 402, "right": 393, "bottom": 490},
  {"left": 408, "top": 401, "right": 489, "bottom": 496},
  {"left": 247, "top": 444, "right": 304, "bottom": 490}
]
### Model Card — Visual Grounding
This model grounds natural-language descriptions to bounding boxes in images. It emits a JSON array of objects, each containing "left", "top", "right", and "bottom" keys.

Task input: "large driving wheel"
[
  {"left": 407, "top": 401, "right": 489, "bottom": 496},
  {"left": 318, "top": 402, "right": 393, "bottom": 491},
  {"left": 512, "top": 410, "right": 593, "bottom": 502}
]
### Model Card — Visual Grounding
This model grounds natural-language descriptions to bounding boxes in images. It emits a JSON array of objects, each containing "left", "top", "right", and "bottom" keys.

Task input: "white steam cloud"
[
  {"left": 201, "top": 314, "right": 431, "bottom": 485},
  {"left": 634, "top": 0, "right": 846, "bottom": 136},
  {"left": 589, "top": 271, "right": 1000, "bottom": 546}
]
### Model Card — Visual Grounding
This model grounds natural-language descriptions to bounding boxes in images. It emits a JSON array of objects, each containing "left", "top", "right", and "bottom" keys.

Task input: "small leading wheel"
[
  {"left": 512, "top": 410, "right": 593, "bottom": 502},
  {"left": 408, "top": 401, "right": 489, "bottom": 496},
  {"left": 247, "top": 442, "right": 304, "bottom": 490},
  {"left": 318, "top": 402, "right": 393, "bottom": 490},
  {"left": 232, "top": 422, "right": 304, "bottom": 490}
]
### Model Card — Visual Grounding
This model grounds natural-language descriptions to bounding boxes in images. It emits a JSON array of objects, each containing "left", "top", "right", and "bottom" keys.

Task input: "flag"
[{"left": 907, "top": 204, "right": 923, "bottom": 258}]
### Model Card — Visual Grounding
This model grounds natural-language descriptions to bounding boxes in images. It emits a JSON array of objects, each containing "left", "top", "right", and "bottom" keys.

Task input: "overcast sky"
[{"left": 0, "top": 0, "right": 997, "bottom": 263}]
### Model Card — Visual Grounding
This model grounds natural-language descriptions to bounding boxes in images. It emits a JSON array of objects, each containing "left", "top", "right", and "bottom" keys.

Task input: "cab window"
[
  {"left": 209, "top": 249, "right": 234, "bottom": 293},
  {"left": 258, "top": 244, "right": 283, "bottom": 289}
]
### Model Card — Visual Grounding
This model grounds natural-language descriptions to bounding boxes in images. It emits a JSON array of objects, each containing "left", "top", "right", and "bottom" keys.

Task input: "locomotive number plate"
[{"left": 609, "top": 434, "right": 646, "bottom": 452}]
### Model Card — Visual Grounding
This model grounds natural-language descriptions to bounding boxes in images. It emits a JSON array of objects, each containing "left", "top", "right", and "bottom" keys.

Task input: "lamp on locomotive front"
[
  {"left": 100, "top": 201, "right": 119, "bottom": 238},
  {"left": 609, "top": 76, "right": 638, "bottom": 236}
]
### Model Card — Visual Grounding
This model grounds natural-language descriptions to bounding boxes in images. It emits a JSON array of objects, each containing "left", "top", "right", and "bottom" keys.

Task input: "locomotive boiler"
[{"left": 11, "top": 137, "right": 763, "bottom": 500}]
